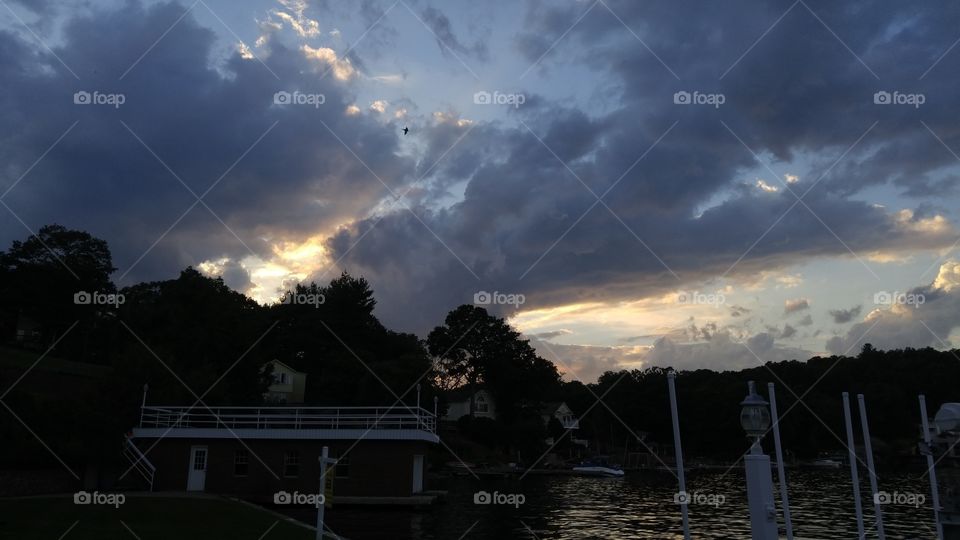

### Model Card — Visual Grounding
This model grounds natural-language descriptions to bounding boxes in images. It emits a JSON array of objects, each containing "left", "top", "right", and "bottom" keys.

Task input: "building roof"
[
  {"left": 265, "top": 358, "right": 305, "bottom": 375},
  {"left": 446, "top": 384, "right": 488, "bottom": 402},
  {"left": 540, "top": 402, "right": 573, "bottom": 416}
]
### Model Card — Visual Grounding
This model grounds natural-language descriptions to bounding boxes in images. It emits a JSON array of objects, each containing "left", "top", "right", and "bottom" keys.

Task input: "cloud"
[
  {"left": 272, "top": 0, "right": 321, "bottom": 38},
  {"left": 200, "top": 258, "right": 253, "bottom": 293},
  {"left": 418, "top": 6, "right": 488, "bottom": 61},
  {"left": 643, "top": 330, "right": 811, "bottom": 372},
  {"left": 530, "top": 329, "right": 573, "bottom": 340},
  {"left": 776, "top": 274, "right": 803, "bottom": 288},
  {"left": 301, "top": 44, "right": 357, "bottom": 80},
  {"left": 756, "top": 179, "right": 779, "bottom": 193},
  {"left": 784, "top": 298, "right": 811, "bottom": 314},
  {"left": 4, "top": 0, "right": 960, "bottom": 376},
  {"left": 829, "top": 305, "right": 863, "bottom": 324},
  {"left": 324, "top": 0, "right": 960, "bottom": 334},
  {"left": 826, "top": 260, "right": 960, "bottom": 354},
  {"left": 780, "top": 324, "right": 797, "bottom": 339},
  {"left": 0, "top": 0, "right": 420, "bottom": 289},
  {"left": 530, "top": 337, "right": 644, "bottom": 382}
]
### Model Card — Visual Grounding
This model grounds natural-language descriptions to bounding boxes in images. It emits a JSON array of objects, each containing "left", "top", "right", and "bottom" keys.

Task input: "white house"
[
  {"left": 542, "top": 402, "right": 589, "bottom": 447},
  {"left": 541, "top": 402, "right": 580, "bottom": 430},
  {"left": 262, "top": 359, "right": 307, "bottom": 403},
  {"left": 443, "top": 386, "right": 497, "bottom": 421}
]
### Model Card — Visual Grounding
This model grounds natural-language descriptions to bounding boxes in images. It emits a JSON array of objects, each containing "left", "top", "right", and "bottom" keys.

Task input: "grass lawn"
[
  {"left": 0, "top": 495, "right": 316, "bottom": 539},
  {"left": 0, "top": 346, "right": 111, "bottom": 379}
]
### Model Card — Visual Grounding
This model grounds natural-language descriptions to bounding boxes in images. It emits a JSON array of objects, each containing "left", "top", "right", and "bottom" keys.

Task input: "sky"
[{"left": 2, "top": 0, "right": 960, "bottom": 381}]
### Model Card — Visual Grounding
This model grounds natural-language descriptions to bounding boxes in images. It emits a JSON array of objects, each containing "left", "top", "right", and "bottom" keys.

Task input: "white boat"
[
  {"left": 807, "top": 458, "right": 842, "bottom": 469},
  {"left": 572, "top": 458, "right": 625, "bottom": 477}
]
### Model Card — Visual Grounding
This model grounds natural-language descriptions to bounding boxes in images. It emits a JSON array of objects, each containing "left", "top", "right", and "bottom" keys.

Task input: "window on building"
[
  {"left": 283, "top": 450, "right": 300, "bottom": 477},
  {"left": 234, "top": 449, "right": 248, "bottom": 476},
  {"left": 475, "top": 395, "right": 489, "bottom": 413},
  {"left": 335, "top": 453, "right": 350, "bottom": 478}
]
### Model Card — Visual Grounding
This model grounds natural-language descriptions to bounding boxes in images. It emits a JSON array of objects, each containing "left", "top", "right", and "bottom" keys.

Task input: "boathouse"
[{"left": 124, "top": 403, "right": 438, "bottom": 502}]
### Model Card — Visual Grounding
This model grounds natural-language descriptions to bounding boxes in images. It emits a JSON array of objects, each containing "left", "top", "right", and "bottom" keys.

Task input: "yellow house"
[{"left": 263, "top": 359, "right": 307, "bottom": 403}]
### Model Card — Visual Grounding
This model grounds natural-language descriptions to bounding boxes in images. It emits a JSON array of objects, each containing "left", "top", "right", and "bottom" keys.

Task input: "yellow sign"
[{"left": 323, "top": 465, "right": 335, "bottom": 508}]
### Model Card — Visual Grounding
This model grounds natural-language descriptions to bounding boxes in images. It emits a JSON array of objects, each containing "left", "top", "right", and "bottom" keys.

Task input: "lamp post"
[
  {"left": 416, "top": 384, "right": 422, "bottom": 429},
  {"left": 740, "top": 381, "right": 778, "bottom": 540}
]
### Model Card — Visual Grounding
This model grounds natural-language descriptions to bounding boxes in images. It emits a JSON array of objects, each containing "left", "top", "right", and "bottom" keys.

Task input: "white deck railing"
[
  {"left": 122, "top": 436, "right": 156, "bottom": 491},
  {"left": 139, "top": 405, "right": 437, "bottom": 434}
]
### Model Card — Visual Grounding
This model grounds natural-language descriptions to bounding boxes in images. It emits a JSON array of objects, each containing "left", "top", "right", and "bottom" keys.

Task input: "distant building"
[
  {"left": 263, "top": 360, "right": 307, "bottom": 404},
  {"left": 541, "top": 402, "right": 579, "bottom": 430},
  {"left": 540, "top": 402, "right": 588, "bottom": 447},
  {"left": 14, "top": 313, "right": 41, "bottom": 347},
  {"left": 442, "top": 386, "right": 496, "bottom": 421}
]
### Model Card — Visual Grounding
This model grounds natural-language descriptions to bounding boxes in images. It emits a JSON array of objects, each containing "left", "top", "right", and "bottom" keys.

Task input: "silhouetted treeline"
[
  {"left": 562, "top": 347, "right": 960, "bottom": 462},
  {"left": 1, "top": 226, "right": 957, "bottom": 471},
  {"left": 0, "top": 226, "right": 558, "bottom": 469}
]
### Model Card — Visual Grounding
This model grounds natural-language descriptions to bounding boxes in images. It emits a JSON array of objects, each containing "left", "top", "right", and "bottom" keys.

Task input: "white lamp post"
[
  {"left": 140, "top": 384, "right": 149, "bottom": 427},
  {"left": 740, "top": 381, "right": 779, "bottom": 540}
]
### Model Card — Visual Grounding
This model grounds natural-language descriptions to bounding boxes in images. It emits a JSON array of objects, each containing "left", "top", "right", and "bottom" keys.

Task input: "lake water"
[{"left": 319, "top": 469, "right": 939, "bottom": 539}]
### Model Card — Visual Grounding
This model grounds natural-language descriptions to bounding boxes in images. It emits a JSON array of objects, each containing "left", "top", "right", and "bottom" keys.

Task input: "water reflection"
[{"left": 319, "top": 469, "right": 937, "bottom": 539}]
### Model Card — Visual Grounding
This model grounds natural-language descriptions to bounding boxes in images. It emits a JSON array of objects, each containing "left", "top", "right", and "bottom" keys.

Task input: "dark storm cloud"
[
  {"left": 0, "top": 1, "right": 418, "bottom": 284},
  {"left": 829, "top": 305, "right": 863, "bottom": 324},
  {"left": 324, "top": 0, "right": 960, "bottom": 333},
  {"left": 780, "top": 324, "right": 797, "bottom": 339},
  {"left": 5, "top": 0, "right": 960, "bottom": 348},
  {"left": 10, "top": 0, "right": 53, "bottom": 14},
  {"left": 418, "top": 6, "right": 488, "bottom": 62},
  {"left": 218, "top": 259, "right": 253, "bottom": 292},
  {"left": 515, "top": 0, "right": 960, "bottom": 197}
]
